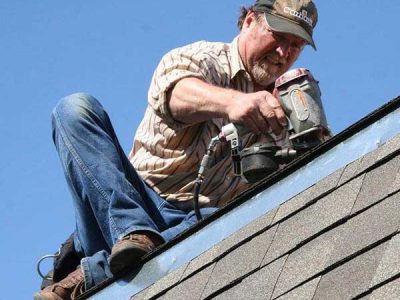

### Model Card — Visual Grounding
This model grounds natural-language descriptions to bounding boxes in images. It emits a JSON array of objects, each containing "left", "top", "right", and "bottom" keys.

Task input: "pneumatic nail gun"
[
  {"left": 193, "top": 68, "right": 330, "bottom": 220},
  {"left": 220, "top": 68, "right": 330, "bottom": 183}
]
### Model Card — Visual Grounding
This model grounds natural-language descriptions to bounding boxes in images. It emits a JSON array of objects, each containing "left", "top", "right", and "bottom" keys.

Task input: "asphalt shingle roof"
[{"left": 130, "top": 132, "right": 400, "bottom": 300}]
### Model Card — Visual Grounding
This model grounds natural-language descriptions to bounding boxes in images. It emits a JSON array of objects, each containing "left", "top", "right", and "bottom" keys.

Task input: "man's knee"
[
  {"left": 51, "top": 93, "right": 105, "bottom": 129},
  {"left": 53, "top": 93, "right": 101, "bottom": 118}
]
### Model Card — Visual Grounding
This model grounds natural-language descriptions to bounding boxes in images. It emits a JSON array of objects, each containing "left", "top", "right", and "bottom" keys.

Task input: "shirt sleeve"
[{"left": 147, "top": 41, "right": 228, "bottom": 130}]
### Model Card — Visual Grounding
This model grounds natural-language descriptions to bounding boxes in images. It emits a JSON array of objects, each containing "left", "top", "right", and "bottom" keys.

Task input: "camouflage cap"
[{"left": 254, "top": 0, "right": 318, "bottom": 49}]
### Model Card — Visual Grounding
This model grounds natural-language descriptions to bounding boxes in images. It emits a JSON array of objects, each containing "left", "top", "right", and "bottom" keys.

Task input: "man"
[{"left": 35, "top": 0, "right": 319, "bottom": 299}]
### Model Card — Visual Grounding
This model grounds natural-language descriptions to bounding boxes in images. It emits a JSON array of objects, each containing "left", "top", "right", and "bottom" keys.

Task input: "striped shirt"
[{"left": 128, "top": 37, "right": 290, "bottom": 211}]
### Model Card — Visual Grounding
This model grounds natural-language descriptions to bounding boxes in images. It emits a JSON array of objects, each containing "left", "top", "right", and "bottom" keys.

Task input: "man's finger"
[
  {"left": 265, "top": 95, "right": 288, "bottom": 127},
  {"left": 259, "top": 100, "right": 283, "bottom": 135},
  {"left": 263, "top": 109, "right": 282, "bottom": 135}
]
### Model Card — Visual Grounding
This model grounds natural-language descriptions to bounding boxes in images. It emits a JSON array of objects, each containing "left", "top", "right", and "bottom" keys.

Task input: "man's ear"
[{"left": 242, "top": 11, "right": 257, "bottom": 30}]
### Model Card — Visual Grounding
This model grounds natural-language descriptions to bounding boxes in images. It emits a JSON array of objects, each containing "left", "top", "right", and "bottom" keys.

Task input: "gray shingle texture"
[
  {"left": 327, "top": 191, "right": 400, "bottom": 267},
  {"left": 131, "top": 263, "right": 188, "bottom": 300},
  {"left": 201, "top": 225, "right": 277, "bottom": 298},
  {"left": 338, "top": 158, "right": 362, "bottom": 185},
  {"left": 271, "top": 230, "right": 337, "bottom": 298},
  {"left": 273, "top": 168, "right": 343, "bottom": 223},
  {"left": 274, "top": 277, "right": 320, "bottom": 300},
  {"left": 212, "top": 256, "right": 287, "bottom": 300},
  {"left": 356, "top": 149, "right": 379, "bottom": 174},
  {"left": 181, "top": 246, "right": 221, "bottom": 280},
  {"left": 370, "top": 233, "right": 400, "bottom": 288},
  {"left": 313, "top": 242, "right": 388, "bottom": 300},
  {"left": 352, "top": 155, "right": 400, "bottom": 213},
  {"left": 263, "top": 175, "right": 363, "bottom": 265},
  {"left": 388, "top": 170, "right": 400, "bottom": 195},
  {"left": 182, "top": 208, "right": 277, "bottom": 279},
  {"left": 376, "top": 133, "right": 400, "bottom": 161},
  {"left": 271, "top": 188, "right": 400, "bottom": 298},
  {"left": 369, "top": 277, "right": 400, "bottom": 300},
  {"left": 159, "top": 264, "right": 214, "bottom": 300}
]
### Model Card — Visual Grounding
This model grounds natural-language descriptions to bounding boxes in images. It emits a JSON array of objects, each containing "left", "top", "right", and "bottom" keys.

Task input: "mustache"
[{"left": 261, "top": 54, "right": 287, "bottom": 65}]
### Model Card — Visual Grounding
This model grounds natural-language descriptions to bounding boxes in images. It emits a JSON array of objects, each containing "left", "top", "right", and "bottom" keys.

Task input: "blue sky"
[{"left": 1, "top": 1, "right": 399, "bottom": 298}]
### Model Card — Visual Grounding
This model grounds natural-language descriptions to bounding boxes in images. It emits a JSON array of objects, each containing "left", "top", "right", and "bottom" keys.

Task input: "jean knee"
[
  {"left": 53, "top": 93, "right": 101, "bottom": 118},
  {"left": 52, "top": 93, "right": 104, "bottom": 130}
]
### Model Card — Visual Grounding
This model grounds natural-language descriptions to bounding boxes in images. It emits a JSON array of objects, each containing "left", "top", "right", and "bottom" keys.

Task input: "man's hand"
[
  {"left": 227, "top": 91, "right": 288, "bottom": 135},
  {"left": 167, "top": 78, "right": 287, "bottom": 134}
]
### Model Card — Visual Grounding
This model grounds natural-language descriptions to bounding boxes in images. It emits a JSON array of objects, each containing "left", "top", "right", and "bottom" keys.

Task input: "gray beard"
[{"left": 250, "top": 60, "right": 279, "bottom": 87}]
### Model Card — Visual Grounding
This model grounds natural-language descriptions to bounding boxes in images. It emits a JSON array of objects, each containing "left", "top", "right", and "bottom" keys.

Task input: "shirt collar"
[{"left": 230, "top": 36, "right": 248, "bottom": 80}]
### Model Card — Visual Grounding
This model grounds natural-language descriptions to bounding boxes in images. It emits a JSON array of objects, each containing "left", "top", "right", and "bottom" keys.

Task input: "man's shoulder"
[{"left": 170, "top": 40, "right": 231, "bottom": 57}]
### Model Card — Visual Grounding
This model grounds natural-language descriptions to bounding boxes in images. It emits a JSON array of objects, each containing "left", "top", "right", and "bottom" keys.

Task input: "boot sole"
[{"left": 109, "top": 247, "right": 148, "bottom": 275}]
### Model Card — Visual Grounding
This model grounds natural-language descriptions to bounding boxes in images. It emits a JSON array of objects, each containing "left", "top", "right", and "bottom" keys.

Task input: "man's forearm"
[
  {"left": 167, "top": 77, "right": 240, "bottom": 124},
  {"left": 167, "top": 77, "right": 287, "bottom": 135}
]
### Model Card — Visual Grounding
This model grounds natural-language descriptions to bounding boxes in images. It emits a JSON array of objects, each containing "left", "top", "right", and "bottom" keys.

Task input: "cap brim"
[{"left": 264, "top": 12, "right": 316, "bottom": 50}]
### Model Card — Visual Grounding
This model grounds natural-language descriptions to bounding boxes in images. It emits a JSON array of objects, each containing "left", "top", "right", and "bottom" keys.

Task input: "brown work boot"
[
  {"left": 34, "top": 266, "right": 84, "bottom": 300},
  {"left": 109, "top": 232, "right": 163, "bottom": 275}
]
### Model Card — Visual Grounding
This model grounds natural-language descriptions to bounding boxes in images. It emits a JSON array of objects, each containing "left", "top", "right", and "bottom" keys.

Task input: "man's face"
[{"left": 241, "top": 13, "right": 306, "bottom": 87}]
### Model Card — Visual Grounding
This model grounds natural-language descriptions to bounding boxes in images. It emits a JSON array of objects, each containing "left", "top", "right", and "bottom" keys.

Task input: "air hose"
[
  {"left": 193, "top": 135, "right": 221, "bottom": 221},
  {"left": 192, "top": 123, "right": 299, "bottom": 221}
]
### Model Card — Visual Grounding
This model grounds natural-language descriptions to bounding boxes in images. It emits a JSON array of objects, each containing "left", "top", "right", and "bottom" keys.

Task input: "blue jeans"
[{"left": 52, "top": 93, "right": 217, "bottom": 289}]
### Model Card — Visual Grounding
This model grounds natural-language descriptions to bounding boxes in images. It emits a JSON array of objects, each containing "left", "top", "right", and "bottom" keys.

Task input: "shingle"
[
  {"left": 272, "top": 186, "right": 315, "bottom": 224},
  {"left": 182, "top": 208, "right": 278, "bottom": 279},
  {"left": 327, "top": 191, "right": 400, "bottom": 267},
  {"left": 182, "top": 246, "right": 221, "bottom": 280},
  {"left": 356, "top": 150, "right": 379, "bottom": 174},
  {"left": 313, "top": 242, "right": 388, "bottom": 300},
  {"left": 271, "top": 190, "right": 400, "bottom": 298},
  {"left": 388, "top": 168, "right": 400, "bottom": 195},
  {"left": 313, "top": 168, "right": 344, "bottom": 191},
  {"left": 352, "top": 155, "right": 400, "bottom": 213},
  {"left": 271, "top": 230, "right": 337, "bottom": 298},
  {"left": 273, "top": 168, "right": 344, "bottom": 223},
  {"left": 160, "top": 264, "right": 214, "bottom": 300},
  {"left": 263, "top": 176, "right": 363, "bottom": 265},
  {"left": 338, "top": 158, "right": 362, "bottom": 186},
  {"left": 370, "top": 233, "right": 400, "bottom": 288},
  {"left": 274, "top": 277, "right": 321, "bottom": 300},
  {"left": 131, "top": 263, "right": 188, "bottom": 299},
  {"left": 215, "top": 207, "right": 278, "bottom": 256},
  {"left": 376, "top": 133, "right": 400, "bottom": 161},
  {"left": 130, "top": 288, "right": 149, "bottom": 300},
  {"left": 369, "top": 277, "right": 400, "bottom": 300},
  {"left": 201, "top": 226, "right": 278, "bottom": 298},
  {"left": 212, "top": 256, "right": 287, "bottom": 300},
  {"left": 337, "top": 138, "right": 397, "bottom": 187}
]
